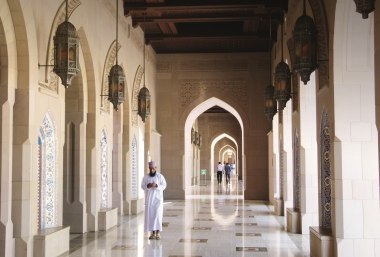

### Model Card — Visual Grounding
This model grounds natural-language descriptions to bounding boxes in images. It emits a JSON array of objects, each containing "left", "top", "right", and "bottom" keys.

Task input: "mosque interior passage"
[{"left": 0, "top": 0, "right": 379, "bottom": 256}]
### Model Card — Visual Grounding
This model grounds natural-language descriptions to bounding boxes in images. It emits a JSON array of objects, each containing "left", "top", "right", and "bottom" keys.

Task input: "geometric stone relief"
[
  {"left": 179, "top": 60, "right": 248, "bottom": 72},
  {"left": 131, "top": 136, "right": 138, "bottom": 199},
  {"left": 40, "top": 0, "right": 81, "bottom": 93},
  {"left": 101, "top": 40, "right": 121, "bottom": 113},
  {"left": 38, "top": 113, "right": 58, "bottom": 230},
  {"left": 179, "top": 80, "right": 247, "bottom": 109},
  {"left": 100, "top": 129, "right": 109, "bottom": 209},
  {"left": 293, "top": 129, "right": 300, "bottom": 211},
  {"left": 320, "top": 110, "right": 332, "bottom": 231},
  {"left": 131, "top": 65, "right": 144, "bottom": 126}
]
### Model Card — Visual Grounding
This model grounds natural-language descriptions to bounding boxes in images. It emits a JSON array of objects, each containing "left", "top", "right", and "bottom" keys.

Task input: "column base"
[
  {"left": 98, "top": 208, "right": 118, "bottom": 231},
  {"left": 286, "top": 208, "right": 301, "bottom": 233},
  {"left": 274, "top": 198, "right": 284, "bottom": 216},
  {"left": 34, "top": 226, "right": 70, "bottom": 257},
  {"left": 310, "top": 226, "right": 334, "bottom": 257},
  {"left": 131, "top": 198, "right": 144, "bottom": 215}
]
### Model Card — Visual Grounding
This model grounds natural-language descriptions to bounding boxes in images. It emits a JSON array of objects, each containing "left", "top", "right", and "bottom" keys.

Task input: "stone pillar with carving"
[{"left": 274, "top": 110, "right": 284, "bottom": 216}]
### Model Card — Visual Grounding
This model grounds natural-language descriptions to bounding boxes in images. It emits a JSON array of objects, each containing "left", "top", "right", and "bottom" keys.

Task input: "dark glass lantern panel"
[
  {"left": 138, "top": 86, "right": 151, "bottom": 122},
  {"left": 354, "top": 0, "right": 375, "bottom": 19},
  {"left": 293, "top": 14, "right": 318, "bottom": 85},
  {"left": 108, "top": 64, "right": 125, "bottom": 111},
  {"left": 274, "top": 61, "right": 291, "bottom": 110},
  {"left": 264, "top": 84, "right": 277, "bottom": 120},
  {"left": 53, "top": 21, "right": 80, "bottom": 88}
]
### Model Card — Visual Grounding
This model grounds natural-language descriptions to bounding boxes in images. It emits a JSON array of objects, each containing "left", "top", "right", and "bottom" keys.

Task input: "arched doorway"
[{"left": 184, "top": 97, "right": 245, "bottom": 196}]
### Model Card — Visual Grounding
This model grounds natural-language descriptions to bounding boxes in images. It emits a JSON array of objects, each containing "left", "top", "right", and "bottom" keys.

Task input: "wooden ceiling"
[{"left": 123, "top": 0, "right": 288, "bottom": 53}]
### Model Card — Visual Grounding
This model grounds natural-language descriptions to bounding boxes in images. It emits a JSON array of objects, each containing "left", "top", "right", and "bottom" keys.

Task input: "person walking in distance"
[
  {"left": 141, "top": 161, "right": 167, "bottom": 240},
  {"left": 216, "top": 161, "right": 223, "bottom": 185},
  {"left": 224, "top": 162, "right": 232, "bottom": 185}
]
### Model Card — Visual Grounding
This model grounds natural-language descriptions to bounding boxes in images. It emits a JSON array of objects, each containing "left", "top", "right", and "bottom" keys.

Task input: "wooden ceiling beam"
[
  {"left": 145, "top": 33, "right": 270, "bottom": 42},
  {"left": 124, "top": 1, "right": 287, "bottom": 14},
  {"left": 132, "top": 13, "right": 283, "bottom": 25}
]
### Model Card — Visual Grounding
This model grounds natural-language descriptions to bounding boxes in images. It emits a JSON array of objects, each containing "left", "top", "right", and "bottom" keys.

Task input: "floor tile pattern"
[{"left": 69, "top": 177, "right": 310, "bottom": 256}]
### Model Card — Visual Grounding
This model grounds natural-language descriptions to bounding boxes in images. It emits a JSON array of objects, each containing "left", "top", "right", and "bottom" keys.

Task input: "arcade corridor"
[{"left": 69, "top": 175, "right": 310, "bottom": 257}]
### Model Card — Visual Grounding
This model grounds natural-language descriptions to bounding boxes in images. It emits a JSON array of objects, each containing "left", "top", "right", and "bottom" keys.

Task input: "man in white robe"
[{"left": 141, "top": 161, "right": 167, "bottom": 240}]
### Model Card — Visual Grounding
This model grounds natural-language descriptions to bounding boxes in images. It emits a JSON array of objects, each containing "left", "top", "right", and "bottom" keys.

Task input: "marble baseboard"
[
  {"left": 34, "top": 226, "right": 70, "bottom": 257},
  {"left": 286, "top": 208, "right": 301, "bottom": 233},
  {"left": 131, "top": 198, "right": 145, "bottom": 215},
  {"left": 98, "top": 208, "right": 118, "bottom": 231},
  {"left": 310, "top": 226, "right": 334, "bottom": 257},
  {"left": 274, "top": 198, "right": 284, "bottom": 216}
]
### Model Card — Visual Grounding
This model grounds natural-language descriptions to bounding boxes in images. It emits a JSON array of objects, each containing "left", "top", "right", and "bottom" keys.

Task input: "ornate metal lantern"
[
  {"left": 107, "top": 0, "right": 125, "bottom": 111},
  {"left": 274, "top": 61, "right": 291, "bottom": 110},
  {"left": 264, "top": 84, "right": 277, "bottom": 120},
  {"left": 354, "top": 0, "right": 375, "bottom": 19},
  {"left": 53, "top": 0, "right": 79, "bottom": 88},
  {"left": 138, "top": 86, "right": 151, "bottom": 122},
  {"left": 53, "top": 21, "right": 80, "bottom": 88},
  {"left": 138, "top": 27, "right": 151, "bottom": 123},
  {"left": 274, "top": 23, "right": 292, "bottom": 111},
  {"left": 191, "top": 128, "right": 195, "bottom": 143},
  {"left": 198, "top": 135, "right": 202, "bottom": 147},
  {"left": 108, "top": 64, "right": 125, "bottom": 111},
  {"left": 293, "top": 0, "right": 318, "bottom": 85}
]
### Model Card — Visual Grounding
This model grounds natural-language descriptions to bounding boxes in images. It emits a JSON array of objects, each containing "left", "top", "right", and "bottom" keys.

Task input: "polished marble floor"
[{"left": 69, "top": 175, "right": 310, "bottom": 257}]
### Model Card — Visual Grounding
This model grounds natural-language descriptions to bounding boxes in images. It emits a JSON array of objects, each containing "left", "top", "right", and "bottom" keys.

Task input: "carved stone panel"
[
  {"left": 320, "top": 111, "right": 332, "bottom": 231},
  {"left": 179, "top": 80, "right": 247, "bottom": 109}
]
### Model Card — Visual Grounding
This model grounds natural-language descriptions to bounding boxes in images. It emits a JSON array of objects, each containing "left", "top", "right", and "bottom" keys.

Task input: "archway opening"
[{"left": 184, "top": 97, "right": 244, "bottom": 197}]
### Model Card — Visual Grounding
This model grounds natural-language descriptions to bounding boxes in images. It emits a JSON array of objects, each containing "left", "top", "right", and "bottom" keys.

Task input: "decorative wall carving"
[
  {"left": 101, "top": 40, "right": 121, "bottom": 112},
  {"left": 131, "top": 136, "right": 138, "bottom": 199},
  {"left": 132, "top": 65, "right": 144, "bottom": 126},
  {"left": 320, "top": 111, "right": 332, "bottom": 231},
  {"left": 100, "top": 129, "right": 109, "bottom": 209},
  {"left": 41, "top": 0, "right": 81, "bottom": 92},
  {"left": 179, "top": 80, "right": 247, "bottom": 108},
  {"left": 38, "top": 113, "right": 57, "bottom": 230},
  {"left": 157, "top": 61, "right": 172, "bottom": 73},
  {"left": 179, "top": 60, "right": 248, "bottom": 72},
  {"left": 293, "top": 129, "right": 300, "bottom": 211}
]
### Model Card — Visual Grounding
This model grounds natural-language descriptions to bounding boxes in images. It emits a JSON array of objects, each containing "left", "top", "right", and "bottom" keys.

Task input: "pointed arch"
[
  {"left": 210, "top": 133, "right": 239, "bottom": 176},
  {"left": 38, "top": 112, "right": 58, "bottom": 230},
  {"left": 184, "top": 97, "right": 245, "bottom": 190}
]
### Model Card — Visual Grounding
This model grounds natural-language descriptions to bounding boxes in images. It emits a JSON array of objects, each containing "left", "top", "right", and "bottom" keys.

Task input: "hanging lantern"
[
  {"left": 107, "top": 0, "right": 125, "bottom": 111},
  {"left": 191, "top": 128, "right": 195, "bottom": 143},
  {"left": 138, "top": 86, "right": 151, "bottom": 122},
  {"left": 274, "top": 61, "right": 291, "bottom": 110},
  {"left": 354, "top": 0, "right": 375, "bottom": 19},
  {"left": 293, "top": 4, "right": 318, "bottom": 85},
  {"left": 264, "top": 84, "right": 277, "bottom": 120},
  {"left": 53, "top": 21, "right": 80, "bottom": 88},
  {"left": 108, "top": 64, "right": 125, "bottom": 111},
  {"left": 198, "top": 135, "right": 202, "bottom": 147}
]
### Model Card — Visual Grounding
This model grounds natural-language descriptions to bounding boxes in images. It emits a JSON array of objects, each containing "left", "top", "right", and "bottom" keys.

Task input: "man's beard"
[{"left": 149, "top": 171, "right": 156, "bottom": 177}]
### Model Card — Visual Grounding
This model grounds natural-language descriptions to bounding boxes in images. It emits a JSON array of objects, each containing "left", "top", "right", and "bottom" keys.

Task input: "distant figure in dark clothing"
[{"left": 224, "top": 162, "right": 231, "bottom": 185}]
